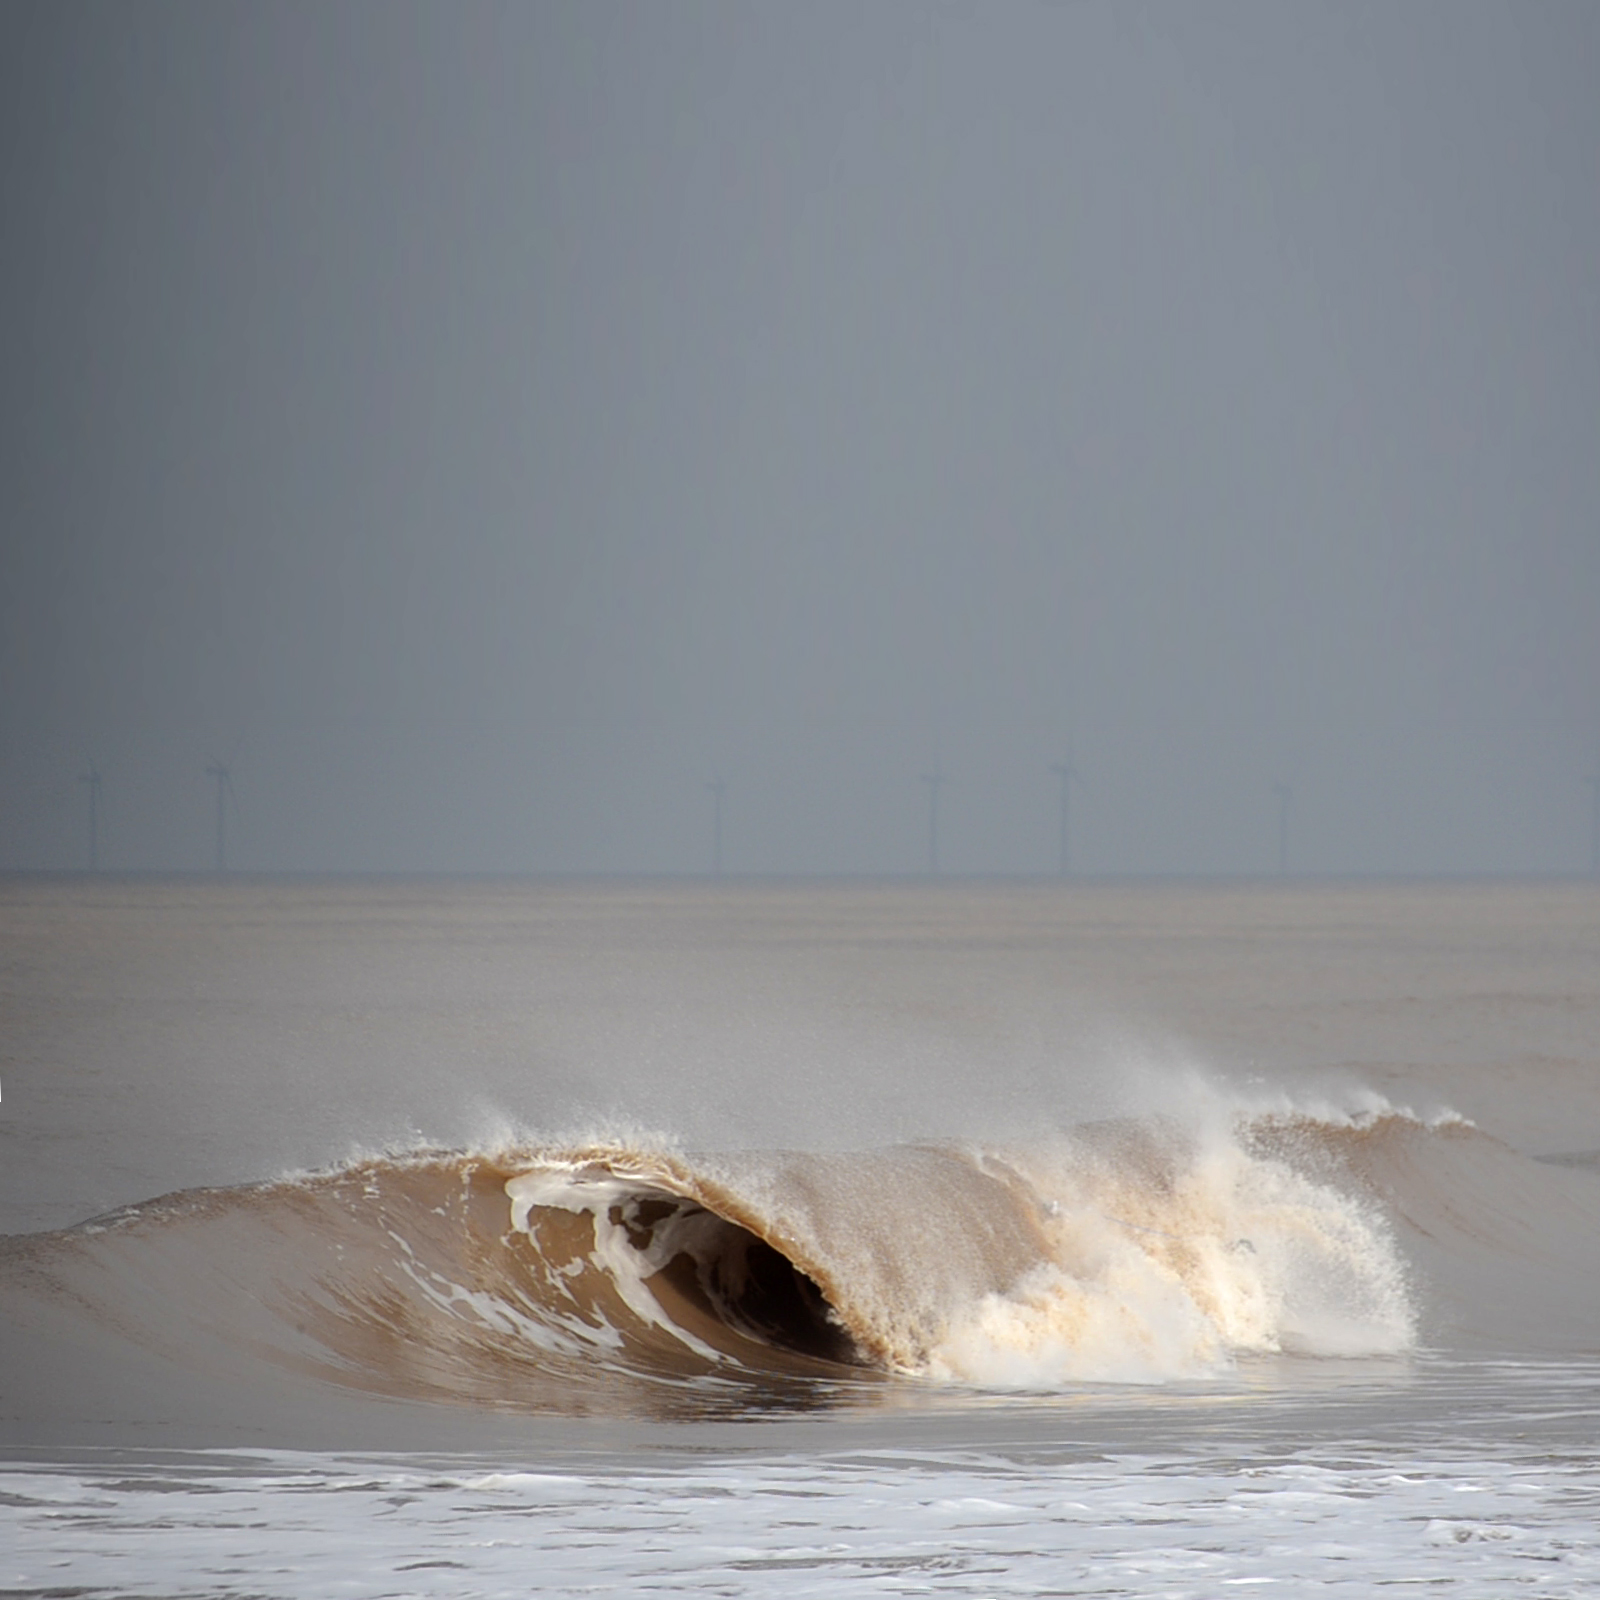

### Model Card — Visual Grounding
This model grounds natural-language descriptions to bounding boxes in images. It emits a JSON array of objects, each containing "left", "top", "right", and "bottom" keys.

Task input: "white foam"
[
  {"left": 926, "top": 1109, "right": 1415, "bottom": 1388},
  {"left": 504, "top": 1165, "right": 643, "bottom": 1231},
  {"left": 504, "top": 1165, "right": 726, "bottom": 1361},
  {"left": 5, "top": 1446, "right": 1598, "bottom": 1597}
]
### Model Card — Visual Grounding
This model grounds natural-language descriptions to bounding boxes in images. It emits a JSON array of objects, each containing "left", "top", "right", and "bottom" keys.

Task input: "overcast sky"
[{"left": 3, "top": 1, "right": 1597, "bottom": 875}]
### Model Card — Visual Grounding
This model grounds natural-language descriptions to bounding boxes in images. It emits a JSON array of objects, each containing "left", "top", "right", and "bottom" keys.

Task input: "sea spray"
[{"left": 923, "top": 1106, "right": 1415, "bottom": 1386}]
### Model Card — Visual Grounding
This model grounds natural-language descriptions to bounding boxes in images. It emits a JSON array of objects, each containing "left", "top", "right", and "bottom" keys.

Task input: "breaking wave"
[
  {"left": 9, "top": 1084, "right": 1600, "bottom": 1422},
  {"left": 18, "top": 1090, "right": 1563, "bottom": 1418}
]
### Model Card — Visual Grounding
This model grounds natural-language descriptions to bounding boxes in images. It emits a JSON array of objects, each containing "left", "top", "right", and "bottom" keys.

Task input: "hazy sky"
[{"left": 3, "top": 1, "right": 1597, "bottom": 874}]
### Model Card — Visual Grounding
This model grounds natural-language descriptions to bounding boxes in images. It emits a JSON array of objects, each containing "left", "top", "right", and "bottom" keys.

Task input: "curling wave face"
[{"left": 8, "top": 1099, "right": 1545, "bottom": 1419}]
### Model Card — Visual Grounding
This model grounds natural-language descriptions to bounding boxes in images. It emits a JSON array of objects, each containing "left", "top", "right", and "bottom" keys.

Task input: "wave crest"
[{"left": 7, "top": 1096, "right": 1490, "bottom": 1414}]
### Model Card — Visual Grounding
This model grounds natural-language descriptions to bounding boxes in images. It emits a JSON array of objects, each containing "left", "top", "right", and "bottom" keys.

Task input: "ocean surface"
[{"left": 3, "top": 875, "right": 1600, "bottom": 1595}]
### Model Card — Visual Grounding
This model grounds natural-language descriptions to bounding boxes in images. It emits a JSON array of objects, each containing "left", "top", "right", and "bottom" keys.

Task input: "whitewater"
[{"left": 4, "top": 876, "right": 1600, "bottom": 1595}]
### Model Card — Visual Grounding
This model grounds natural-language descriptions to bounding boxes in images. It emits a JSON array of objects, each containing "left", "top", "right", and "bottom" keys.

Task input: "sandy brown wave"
[{"left": 5, "top": 1108, "right": 1597, "bottom": 1421}]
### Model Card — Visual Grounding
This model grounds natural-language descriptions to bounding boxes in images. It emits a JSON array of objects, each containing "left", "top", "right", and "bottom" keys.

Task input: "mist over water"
[{"left": 7, "top": 873, "right": 1598, "bottom": 1235}]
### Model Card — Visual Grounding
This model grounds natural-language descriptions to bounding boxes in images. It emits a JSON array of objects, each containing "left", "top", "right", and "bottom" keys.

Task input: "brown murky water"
[{"left": 4, "top": 877, "right": 1599, "bottom": 1593}]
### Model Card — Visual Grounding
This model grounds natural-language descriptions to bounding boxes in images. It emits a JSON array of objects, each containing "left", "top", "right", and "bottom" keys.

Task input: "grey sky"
[{"left": 3, "top": 1, "right": 1596, "bottom": 874}]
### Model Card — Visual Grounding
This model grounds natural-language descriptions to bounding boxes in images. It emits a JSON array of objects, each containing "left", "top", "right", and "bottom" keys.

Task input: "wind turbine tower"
[
  {"left": 78, "top": 762, "right": 102, "bottom": 871},
  {"left": 205, "top": 758, "right": 235, "bottom": 873},
  {"left": 920, "top": 764, "right": 944, "bottom": 876},
  {"left": 706, "top": 777, "right": 727, "bottom": 876},
  {"left": 1585, "top": 768, "right": 1600, "bottom": 878},
  {"left": 1272, "top": 781, "right": 1292, "bottom": 876},
  {"left": 1049, "top": 756, "right": 1077, "bottom": 876}
]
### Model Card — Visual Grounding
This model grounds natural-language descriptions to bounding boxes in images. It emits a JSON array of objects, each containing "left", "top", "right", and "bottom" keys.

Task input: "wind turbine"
[
  {"left": 920, "top": 763, "right": 944, "bottom": 876},
  {"left": 1584, "top": 766, "right": 1600, "bottom": 878},
  {"left": 1272, "top": 781, "right": 1292, "bottom": 876},
  {"left": 78, "top": 762, "right": 102, "bottom": 871},
  {"left": 205, "top": 757, "right": 237, "bottom": 873},
  {"left": 1049, "top": 755, "right": 1077, "bottom": 877},
  {"left": 706, "top": 776, "right": 727, "bottom": 876}
]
